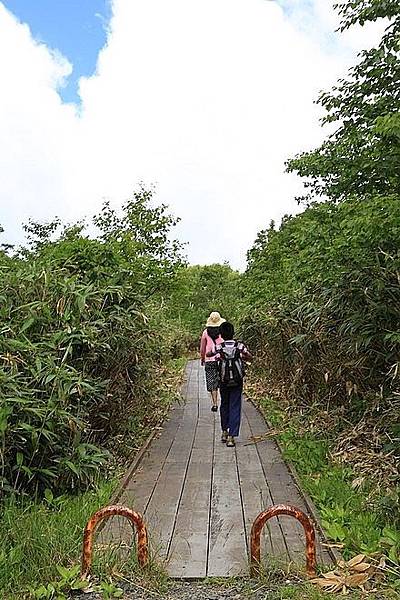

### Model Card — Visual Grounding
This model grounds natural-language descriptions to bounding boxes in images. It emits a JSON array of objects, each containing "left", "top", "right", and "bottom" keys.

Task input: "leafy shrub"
[
  {"left": 0, "top": 189, "right": 185, "bottom": 497},
  {"left": 242, "top": 196, "right": 400, "bottom": 486}
]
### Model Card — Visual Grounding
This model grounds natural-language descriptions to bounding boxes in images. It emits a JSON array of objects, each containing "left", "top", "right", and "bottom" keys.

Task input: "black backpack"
[{"left": 219, "top": 341, "right": 244, "bottom": 388}]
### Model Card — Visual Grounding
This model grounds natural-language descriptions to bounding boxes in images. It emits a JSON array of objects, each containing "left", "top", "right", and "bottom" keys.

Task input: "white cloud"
[{"left": 0, "top": 0, "right": 385, "bottom": 268}]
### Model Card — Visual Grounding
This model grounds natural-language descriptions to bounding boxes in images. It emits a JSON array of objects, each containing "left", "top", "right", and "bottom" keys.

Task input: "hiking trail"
[{"left": 103, "top": 360, "right": 334, "bottom": 578}]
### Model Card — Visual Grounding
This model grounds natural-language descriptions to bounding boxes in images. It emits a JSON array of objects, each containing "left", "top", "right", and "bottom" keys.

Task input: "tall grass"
[{"left": 0, "top": 480, "right": 113, "bottom": 598}]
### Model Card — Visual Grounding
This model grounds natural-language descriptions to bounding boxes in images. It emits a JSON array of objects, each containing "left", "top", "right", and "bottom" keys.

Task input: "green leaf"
[
  {"left": 20, "top": 317, "right": 35, "bottom": 334},
  {"left": 64, "top": 460, "right": 80, "bottom": 476},
  {"left": 44, "top": 488, "right": 54, "bottom": 503}
]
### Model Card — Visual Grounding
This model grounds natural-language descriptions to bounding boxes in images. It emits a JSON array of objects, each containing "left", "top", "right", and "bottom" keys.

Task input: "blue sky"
[{"left": 2, "top": 0, "right": 111, "bottom": 103}]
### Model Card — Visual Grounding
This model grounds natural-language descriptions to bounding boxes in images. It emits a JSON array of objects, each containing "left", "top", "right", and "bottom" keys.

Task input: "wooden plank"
[
  {"left": 120, "top": 403, "right": 192, "bottom": 510},
  {"left": 144, "top": 464, "right": 187, "bottom": 550},
  {"left": 117, "top": 362, "right": 199, "bottom": 559},
  {"left": 167, "top": 386, "right": 215, "bottom": 577},
  {"left": 168, "top": 510, "right": 210, "bottom": 577},
  {"left": 207, "top": 420, "right": 247, "bottom": 577},
  {"left": 98, "top": 365, "right": 196, "bottom": 545},
  {"left": 265, "top": 452, "right": 307, "bottom": 563},
  {"left": 238, "top": 413, "right": 288, "bottom": 561},
  {"left": 167, "top": 456, "right": 213, "bottom": 576},
  {"left": 145, "top": 413, "right": 199, "bottom": 558},
  {"left": 243, "top": 402, "right": 306, "bottom": 563}
]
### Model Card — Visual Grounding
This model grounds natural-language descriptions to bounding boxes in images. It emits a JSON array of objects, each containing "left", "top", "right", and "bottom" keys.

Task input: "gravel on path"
[{"left": 76, "top": 579, "right": 275, "bottom": 600}]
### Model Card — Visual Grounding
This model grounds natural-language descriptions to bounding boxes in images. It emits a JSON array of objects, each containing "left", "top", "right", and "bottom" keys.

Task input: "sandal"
[{"left": 226, "top": 436, "right": 235, "bottom": 447}]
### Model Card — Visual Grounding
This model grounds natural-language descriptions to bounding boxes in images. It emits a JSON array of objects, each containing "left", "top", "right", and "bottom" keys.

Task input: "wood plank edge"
[
  {"left": 109, "top": 363, "right": 192, "bottom": 507},
  {"left": 109, "top": 427, "right": 161, "bottom": 506},
  {"left": 244, "top": 395, "right": 341, "bottom": 565}
]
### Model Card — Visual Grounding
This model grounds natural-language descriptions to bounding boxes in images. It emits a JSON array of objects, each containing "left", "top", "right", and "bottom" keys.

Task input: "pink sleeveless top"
[{"left": 200, "top": 329, "right": 223, "bottom": 362}]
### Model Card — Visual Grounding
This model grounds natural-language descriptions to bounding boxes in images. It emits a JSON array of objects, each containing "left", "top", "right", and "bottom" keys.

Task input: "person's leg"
[
  {"left": 205, "top": 363, "right": 215, "bottom": 409},
  {"left": 219, "top": 385, "right": 229, "bottom": 441},
  {"left": 226, "top": 386, "right": 242, "bottom": 445},
  {"left": 206, "top": 363, "right": 219, "bottom": 411}
]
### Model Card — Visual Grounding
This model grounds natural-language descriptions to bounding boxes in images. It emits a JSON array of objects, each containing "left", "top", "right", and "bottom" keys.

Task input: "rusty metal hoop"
[
  {"left": 81, "top": 504, "right": 149, "bottom": 580},
  {"left": 250, "top": 504, "right": 316, "bottom": 577}
]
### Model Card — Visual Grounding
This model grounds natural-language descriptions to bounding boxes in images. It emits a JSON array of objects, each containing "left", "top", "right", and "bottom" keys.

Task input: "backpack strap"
[{"left": 233, "top": 340, "right": 242, "bottom": 359}]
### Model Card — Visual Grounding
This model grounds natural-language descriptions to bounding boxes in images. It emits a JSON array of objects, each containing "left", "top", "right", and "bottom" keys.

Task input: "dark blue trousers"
[{"left": 220, "top": 384, "right": 243, "bottom": 437}]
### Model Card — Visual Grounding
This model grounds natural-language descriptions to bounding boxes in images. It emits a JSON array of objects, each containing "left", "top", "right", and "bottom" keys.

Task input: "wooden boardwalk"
[{"left": 105, "top": 361, "right": 333, "bottom": 578}]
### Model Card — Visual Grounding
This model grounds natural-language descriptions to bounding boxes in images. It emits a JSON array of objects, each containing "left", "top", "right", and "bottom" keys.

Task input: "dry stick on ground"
[{"left": 243, "top": 430, "right": 281, "bottom": 446}]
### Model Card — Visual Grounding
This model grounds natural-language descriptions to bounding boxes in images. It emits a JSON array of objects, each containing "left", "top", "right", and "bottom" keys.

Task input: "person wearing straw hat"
[{"left": 200, "top": 311, "right": 225, "bottom": 412}]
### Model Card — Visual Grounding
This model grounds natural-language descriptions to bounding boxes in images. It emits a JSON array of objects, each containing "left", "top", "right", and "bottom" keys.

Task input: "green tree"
[
  {"left": 286, "top": 0, "right": 400, "bottom": 203},
  {"left": 167, "top": 263, "right": 241, "bottom": 342}
]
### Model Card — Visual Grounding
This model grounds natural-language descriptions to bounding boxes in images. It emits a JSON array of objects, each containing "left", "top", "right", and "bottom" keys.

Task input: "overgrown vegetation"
[
  {"left": 0, "top": 357, "right": 183, "bottom": 599},
  {"left": 240, "top": 0, "right": 400, "bottom": 574},
  {"left": 286, "top": 0, "right": 400, "bottom": 204},
  {"left": 0, "top": 187, "right": 186, "bottom": 498},
  {"left": 0, "top": 481, "right": 113, "bottom": 598},
  {"left": 242, "top": 196, "right": 400, "bottom": 486},
  {"left": 250, "top": 389, "right": 400, "bottom": 573},
  {"left": 1, "top": 0, "right": 399, "bottom": 596},
  {"left": 167, "top": 262, "right": 241, "bottom": 346}
]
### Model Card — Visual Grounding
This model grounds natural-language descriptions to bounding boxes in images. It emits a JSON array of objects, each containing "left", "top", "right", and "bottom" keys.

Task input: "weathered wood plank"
[
  {"left": 99, "top": 365, "right": 195, "bottom": 545},
  {"left": 168, "top": 510, "right": 210, "bottom": 578},
  {"left": 207, "top": 421, "right": 247, "bottom": 577},
  {"left": 243, "top": 402, "right": 307, "bottom": 563},
  {"left": 167, "top": 447, "right": 214, "bottom": 576},
  {"left": 117, "top": 363, "right": 198, "bottom": 555},
  {"left": 238, "top": 412, "right": 288, "bottom": 560},
  {"left": 167, "top": 371, "right": 214, "bottom": 577},
  {"left": 144, "top": 399, "right": 199, "bottom": 557},
  {"left": 244, "top": 399, "right": 331, "bottom": 565}
]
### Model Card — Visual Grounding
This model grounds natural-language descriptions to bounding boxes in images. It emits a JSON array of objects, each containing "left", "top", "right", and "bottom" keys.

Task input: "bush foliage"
[
  {"left": 166, "top": 263, "right": 241, "bottom": 347},
  {"left": 242, "top": 195, "right": 400, "bottom": 445},
  {"left": 241, "top": 0, "right": 400, "bottom": 491},
  {"left": 0, "top": 188, "right": 185, "bottom": 497}
]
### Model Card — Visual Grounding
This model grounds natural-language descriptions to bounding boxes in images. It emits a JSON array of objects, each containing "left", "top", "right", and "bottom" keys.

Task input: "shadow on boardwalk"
[{"left": 103, "top": 360, "right": 333, "bottom": 578}]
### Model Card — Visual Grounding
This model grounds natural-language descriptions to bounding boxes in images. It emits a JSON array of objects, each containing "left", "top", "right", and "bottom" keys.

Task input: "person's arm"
[
  {"left": 242, "top": 350, "right": 252, "bottom": 362},
  {"left": 240, "top": 342, "right": 252, "bottom": 362},
  {"left": 200, "top": 332, "right": 207, "bottom": 365}
]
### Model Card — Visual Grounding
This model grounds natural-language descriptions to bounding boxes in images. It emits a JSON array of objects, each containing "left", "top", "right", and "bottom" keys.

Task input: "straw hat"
[{"left": 206, "top": 311, "right": 225, "bottom": 327}]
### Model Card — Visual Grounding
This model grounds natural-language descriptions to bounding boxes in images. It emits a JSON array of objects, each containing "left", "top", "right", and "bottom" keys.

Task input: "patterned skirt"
[{"left": 205, "top": 361, "right": 220, "bottom": 392}]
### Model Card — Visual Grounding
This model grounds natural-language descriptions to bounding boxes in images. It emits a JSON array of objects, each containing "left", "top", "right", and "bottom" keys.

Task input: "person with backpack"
[
  {"left": 200, "top": 311, "right": 225, "bottom": 412},
  {"left": 207, "top": 321, "right": 252, "bottom": 447}
]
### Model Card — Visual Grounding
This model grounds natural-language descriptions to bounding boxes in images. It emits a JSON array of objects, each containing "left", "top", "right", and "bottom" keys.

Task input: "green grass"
[
  {"left": 254, "top": 394, "right": 400, "bottom": 596},
  {"left": 0, "top": 479, "right": 173, "bottom": 599},
  {"left": 280, "top": 431, "right": 385, "bottom": 556},
  {"left": 0, "top": 480, "right": 114, "bottom": 598}
]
